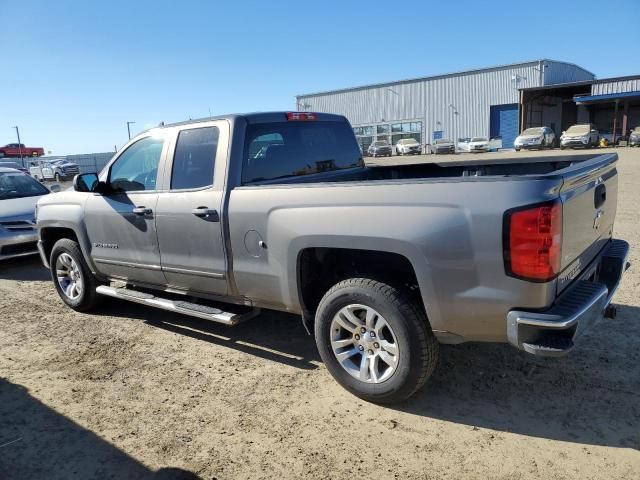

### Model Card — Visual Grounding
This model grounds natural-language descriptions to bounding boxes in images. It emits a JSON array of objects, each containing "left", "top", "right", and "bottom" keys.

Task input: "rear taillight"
[
  {"left": 286, "top": 112, "right": 317, "bottom": 121},
  {"left": 504, "top": 201, "right": 562, "bottom": 282}
]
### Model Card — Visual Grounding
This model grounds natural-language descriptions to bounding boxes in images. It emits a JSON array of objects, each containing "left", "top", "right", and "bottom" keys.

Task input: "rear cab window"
[{"left": 242, "top": 119, "right": 362, "bottom": 185}]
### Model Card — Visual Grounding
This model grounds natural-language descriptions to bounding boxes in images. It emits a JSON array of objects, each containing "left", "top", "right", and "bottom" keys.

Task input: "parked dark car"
[
  {"left": 429, "top": 139, "right": 456, "bottom": 154},
  {"left": 0, "top": 161, "right": 30, "bottom": 175},
  {"left": 367, "top": 140, "right": 392, "bottom": 157}
]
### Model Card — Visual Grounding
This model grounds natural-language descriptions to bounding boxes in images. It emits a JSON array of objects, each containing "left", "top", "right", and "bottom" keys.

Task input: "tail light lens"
[{"left": 504, "top": 201, "right": 562, "bottom": 282}]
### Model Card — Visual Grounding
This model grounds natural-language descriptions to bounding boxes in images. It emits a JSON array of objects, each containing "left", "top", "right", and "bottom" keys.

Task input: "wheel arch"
[{"left": 293, "top": 243, "right": 438, "bottom": 335}]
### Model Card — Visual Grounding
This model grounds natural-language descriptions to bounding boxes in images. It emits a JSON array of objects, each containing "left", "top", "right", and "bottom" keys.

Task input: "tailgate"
[{"left": 557, "top": 153, "right": 618, "bottom": 293}]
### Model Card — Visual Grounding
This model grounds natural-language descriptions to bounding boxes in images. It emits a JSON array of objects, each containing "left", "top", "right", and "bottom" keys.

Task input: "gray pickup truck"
[{"left": 36, "top": 112, "right": 630, "bottom": 403}]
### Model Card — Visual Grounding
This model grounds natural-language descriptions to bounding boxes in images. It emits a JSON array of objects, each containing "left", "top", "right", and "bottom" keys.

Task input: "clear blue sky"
[{"left": 1, "top": 0, "right": 639, "bottom": 154}]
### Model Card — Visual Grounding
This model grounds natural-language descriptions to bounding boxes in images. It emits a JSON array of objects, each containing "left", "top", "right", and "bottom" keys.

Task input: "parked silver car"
[
  {"left": 429, "top": 139, "right": 456, "bottom": 154},
  {"left": 514, "top": 127, "right": 556, "bottom": 151},
  {"left": 560, "top": 124, "right": 599, "bottom": 149},
  {"left": 0, "top": 168, "right": 58, "bottom": 260}
]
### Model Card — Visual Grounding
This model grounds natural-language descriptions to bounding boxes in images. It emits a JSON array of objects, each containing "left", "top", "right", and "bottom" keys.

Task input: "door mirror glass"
[{"left": 74, "top": 173, "right": 99, "bottom": 192}]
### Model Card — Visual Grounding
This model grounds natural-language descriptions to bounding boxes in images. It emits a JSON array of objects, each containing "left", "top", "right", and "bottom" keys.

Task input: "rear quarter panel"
[{"left": 228, "top": 175, "right": 564, "bottom": 342}]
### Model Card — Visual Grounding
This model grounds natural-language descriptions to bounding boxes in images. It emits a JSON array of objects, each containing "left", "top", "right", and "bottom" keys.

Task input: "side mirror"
[
  {"left": 49, "top": 184, "right": 61, "bottom": 193},
  {"left": 73, "top": 173, "right": 100, "bottom": 193}
]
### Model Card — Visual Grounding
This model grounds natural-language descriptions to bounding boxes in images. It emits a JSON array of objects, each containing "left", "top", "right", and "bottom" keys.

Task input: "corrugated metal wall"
[
  {"left": 543, "top": 61, "right": 595, "bottom": 85},
  {"left": 592, "top": 78, "right": 640, "bottom": 95},
  {"left": 297, "top": 61, "right": 594, "bottom": 144}
]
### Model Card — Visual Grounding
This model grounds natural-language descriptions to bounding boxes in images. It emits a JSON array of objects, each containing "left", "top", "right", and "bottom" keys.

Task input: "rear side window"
[
  {"left": 242, "top": 121, "right": 362, "bottom": 184},
  {"left": 171, "top": 127, "right": 219, "bottom": 189}
]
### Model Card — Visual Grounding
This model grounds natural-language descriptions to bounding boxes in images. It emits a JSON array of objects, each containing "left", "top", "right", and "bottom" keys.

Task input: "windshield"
[
  {"left": 522, "top": 128, "right": 544, "bottom": 135},
  {"left": 374, "top": 141, "right": 388, "bottom": 146},
  {"left": 566, "top": 125, "right": 590, "bottom": 135},
  {"left": 0, "top": 172, "right": 49, "bottom": 200},
  {"left": 471, "top": 137, "right": 487, "bottom": 142},
  {"left": 435, "top": 139, "right": 452, "bottom": 144}
]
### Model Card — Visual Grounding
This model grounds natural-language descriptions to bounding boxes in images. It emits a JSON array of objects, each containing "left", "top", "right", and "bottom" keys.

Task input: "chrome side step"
[{"left": 95, "top": 285, "right": 260, "bottom": 325}]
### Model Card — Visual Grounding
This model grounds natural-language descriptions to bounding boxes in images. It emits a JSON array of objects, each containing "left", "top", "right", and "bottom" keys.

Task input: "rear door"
[
  {"left": 557, "top": 154, "right": 618, "bottom": 292},
  {"left": 155, "top": 120, "right": 230, "bottom": 295}
]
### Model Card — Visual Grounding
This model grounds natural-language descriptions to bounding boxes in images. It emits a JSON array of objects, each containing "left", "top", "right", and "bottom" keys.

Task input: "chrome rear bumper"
[{"left": 507, "top": 239, "right": 630, "bottom": 357}]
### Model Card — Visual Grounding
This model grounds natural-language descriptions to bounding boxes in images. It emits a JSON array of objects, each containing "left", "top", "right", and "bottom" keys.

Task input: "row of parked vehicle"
[
  {"left": 365, "top": 123, "right": 640, "bottom": 157},
  {"left": 0, "top": 159, "right": 80, "bottom": 182}
]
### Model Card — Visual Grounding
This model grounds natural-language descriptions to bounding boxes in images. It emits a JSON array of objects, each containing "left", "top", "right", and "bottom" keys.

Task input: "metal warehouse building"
[{"left": 296, "top": 60, "right": 595, "bottom": 150}]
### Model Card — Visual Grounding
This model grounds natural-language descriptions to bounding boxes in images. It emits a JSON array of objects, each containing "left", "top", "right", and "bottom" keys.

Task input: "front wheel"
[
  {"left": 315, "top": 278, "right": 439, "bottom": 404},
  {"left": 50, "top": 238, "right": 102, "bottom": 311}
]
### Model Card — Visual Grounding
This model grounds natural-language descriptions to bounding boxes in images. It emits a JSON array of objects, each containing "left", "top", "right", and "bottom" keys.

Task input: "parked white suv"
[
  {"left": 395, "top": 138, "right": 421, "bottom": 155},
  {"left": 560, "top": 124, "right": 599, "bottom": 149}
]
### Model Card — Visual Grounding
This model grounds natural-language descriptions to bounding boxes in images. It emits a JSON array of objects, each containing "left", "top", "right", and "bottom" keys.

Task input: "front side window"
[
  {"left": 171, "top": 127, "right": 219, "bottom": 190},
  {"left": 242, "top": 121, "right": 362, "bottom": 184},
  {"left": 109, "top": 136, "right": 165, "bottom": 192}
]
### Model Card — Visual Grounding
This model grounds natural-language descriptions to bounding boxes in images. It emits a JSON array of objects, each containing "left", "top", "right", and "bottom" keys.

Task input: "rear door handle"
[
  {"left": 132, "top": 206, "right": 152, "bottom": 215},
  {"left": 191, "top": 207, "right": 219, "bottom": 220}
]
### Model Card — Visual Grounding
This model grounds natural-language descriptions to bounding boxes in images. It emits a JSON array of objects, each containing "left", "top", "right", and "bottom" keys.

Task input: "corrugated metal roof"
[{"left": 297, "top": 59, "right": 595, "bottom": 98}]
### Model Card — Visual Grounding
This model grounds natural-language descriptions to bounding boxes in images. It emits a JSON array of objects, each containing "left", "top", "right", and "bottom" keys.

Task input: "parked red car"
[{"left": 0, "top": 143, "right": 44, "bottom": 158}]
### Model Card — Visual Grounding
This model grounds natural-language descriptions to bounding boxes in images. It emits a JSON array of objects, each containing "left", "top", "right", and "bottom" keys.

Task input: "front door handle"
[
  {"left": 191, "top": 207, "right": 219, "bottom": 220},
  {"left": 132, "top": 206, "right": 152, "bottom": 215}
]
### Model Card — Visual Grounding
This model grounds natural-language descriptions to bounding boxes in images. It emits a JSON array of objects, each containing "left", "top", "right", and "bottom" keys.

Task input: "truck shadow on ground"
[
  {"left": 98, "top": 299, "right": 321, "bottom": 370},
  {"left": 393, "top": 303, "right": 640, "bottom": 450},
  {"left": 100, "top": 298, "right": 640, "bottom": 450},
  {"left": 0, "top": 379, "right": 201, "bottom": 480}
]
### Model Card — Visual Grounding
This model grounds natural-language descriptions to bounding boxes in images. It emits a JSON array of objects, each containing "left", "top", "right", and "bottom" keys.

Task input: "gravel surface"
[{"left": 1, "top": 148, "right": 639, "bottom": 479}]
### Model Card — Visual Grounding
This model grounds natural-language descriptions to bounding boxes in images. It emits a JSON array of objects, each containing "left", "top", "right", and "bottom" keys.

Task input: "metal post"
[
  {"left": 621, "top": 101, "right": 629, "bottom": 140},
  {"left": 126, "top": 121, "right": 136, "bottom": 140},
  {"left": 612, "top": 100, "right": 619, "bottom": 145},
  {"left": 13, "top": 126, "right": 24, "bottom": 167}
]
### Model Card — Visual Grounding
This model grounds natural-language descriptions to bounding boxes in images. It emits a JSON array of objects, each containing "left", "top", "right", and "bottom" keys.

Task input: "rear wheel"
[
  {"left": 315, "top": 278, "right": 439, "bottom": 404},
  {"left": 50, "top": 238, "right": 101, "bottom": 311}
]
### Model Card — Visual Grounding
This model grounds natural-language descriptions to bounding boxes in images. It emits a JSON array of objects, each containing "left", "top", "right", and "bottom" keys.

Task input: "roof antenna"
[
  {"left": 209, "top": 107, "right": 213, "bottom": 119},
  {"left": 159, "top": 121, "right": 165, "bottom": 126}
]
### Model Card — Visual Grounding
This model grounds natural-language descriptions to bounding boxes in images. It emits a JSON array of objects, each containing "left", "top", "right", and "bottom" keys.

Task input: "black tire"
[
  {"left": 314, "top": 278, "right": 439, "bottom": 404},
  {"left": 515, "top": 148, "right": 521, "bottom": 152},
  {"left": 50, "top": 238, "right": 102, "bottom": 312},
  {"left": 54, "top": 172, "right": 61, "bottom": 182}
]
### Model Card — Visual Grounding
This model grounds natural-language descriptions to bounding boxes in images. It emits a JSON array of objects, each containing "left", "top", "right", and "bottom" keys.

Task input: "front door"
[
  {"left": 155, "top": 122, "right": 229, "bottom": 295},
  {"left": 85, "top": 134, "right": 168, "bottom": 285}
]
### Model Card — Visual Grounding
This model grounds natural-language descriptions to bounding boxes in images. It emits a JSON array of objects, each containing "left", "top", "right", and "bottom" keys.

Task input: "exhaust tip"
[{"left": 604, "top": 304, "right": 617, "bottom": 319}]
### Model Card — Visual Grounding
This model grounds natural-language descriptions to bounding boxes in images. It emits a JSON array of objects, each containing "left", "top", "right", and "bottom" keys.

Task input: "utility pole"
[
  {"left": 13, "top": 126, "right": 24, "bottom": 167},
  {"left": 126, "top": 121, "right": 136, "bottom": 140}
]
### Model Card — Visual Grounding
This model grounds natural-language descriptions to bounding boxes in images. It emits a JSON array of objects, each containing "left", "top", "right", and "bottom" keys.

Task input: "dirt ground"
[{"left": 1, "top": 148, "right": 639, "bottom": 480}]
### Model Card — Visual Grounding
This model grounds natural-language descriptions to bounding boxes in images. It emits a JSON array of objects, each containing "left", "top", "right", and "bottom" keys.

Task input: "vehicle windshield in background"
[
  {"left": 398, "top": 139, "right": 417, "bottom": 144},
  {"left": 566, "top": 125, "right": 590, "bottom": 135},
  {"left": 435, "top": 139, "right": 452, "bottom": 144},
  {"left": 471, "top": 137, "right": 487, "bottom": 142},
  {"left": 242, "top": 121, "right": 362, "bottom": 184},
  {"left": 374, "top": 141, "right": 389, "bottom": 146},
  {"left": 0, "top": 172, "right": 49, "bottom": 200},
  {"left": 522, "top": 128, "right": 544, "bottom": 135}
]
